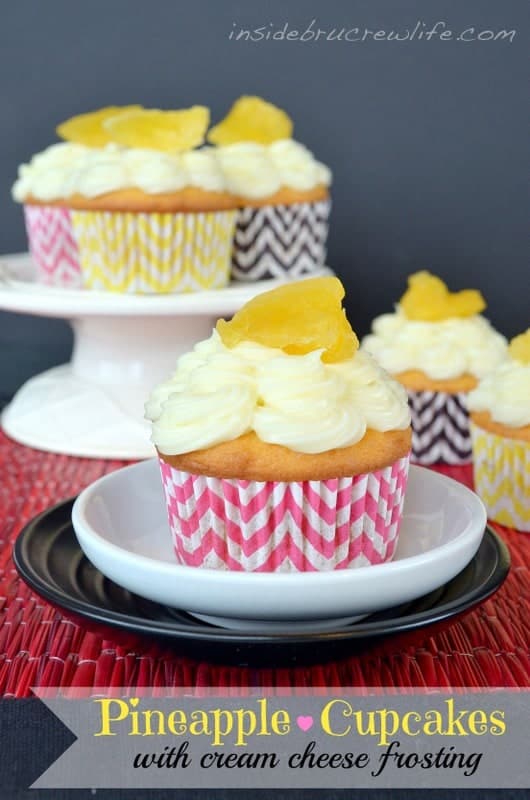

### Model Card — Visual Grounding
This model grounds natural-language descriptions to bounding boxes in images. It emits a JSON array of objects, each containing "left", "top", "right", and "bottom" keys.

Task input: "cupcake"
[
  {"left": 468, "top": 329, "right": 530, "bottom": 531},
  {"left": 208, "top": 96, "right": 331, "bottom": 282},
  {"left": 362, "top": 271, "right": 507, "bottom": 465},
  {"left": 145, "top": 277, "right": 411, "bottom": 572},
  {"left": 12, "top": 106, "right": 239, "bottom": 293}
]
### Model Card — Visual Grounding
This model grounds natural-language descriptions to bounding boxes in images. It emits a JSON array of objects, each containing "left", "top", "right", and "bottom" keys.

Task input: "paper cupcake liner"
[
  {"left": 158, "top": 454, "right": 410, "bottom": 572},
  {"left": 70, "top": 209, "right": 237, "bottom": 294},
  {"left": 408, "top": 390, "right": 471, "bottom": 465},
  {"left": 24, "top": 205, "right": 81, "bottom": 287},
  {"left": 471, "top": 423, "right": 530, "bottom": 531},
  {"left": 231, "top": 199, "right": 330, "bottom": 281}
]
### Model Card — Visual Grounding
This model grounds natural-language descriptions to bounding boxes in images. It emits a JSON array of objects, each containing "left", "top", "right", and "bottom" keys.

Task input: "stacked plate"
[{"left": 14, "top": 461, "right": 509, "bottom": 664}]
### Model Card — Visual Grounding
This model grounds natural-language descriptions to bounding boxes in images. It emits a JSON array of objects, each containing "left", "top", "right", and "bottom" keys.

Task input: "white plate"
[
  {"left": 71, "top": 460, "right": 487, "bottom": 627},
  {"left": 0, "top": 253, "right": 332, "bottom": 317}
]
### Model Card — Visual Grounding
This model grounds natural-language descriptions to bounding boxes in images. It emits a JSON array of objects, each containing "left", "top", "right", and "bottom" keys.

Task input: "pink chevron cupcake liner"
[
  {"left": 158, "top": 454, "right": 410, "bottom": 572},
  {"left": 24, "top": 205, "right": 81, "bottom": 287},
  {"left": 408, "top": 390, "right": 472, "bottom": 465},
  {"left": 231, "top": 199, "right": 330, "bottom": 282}
]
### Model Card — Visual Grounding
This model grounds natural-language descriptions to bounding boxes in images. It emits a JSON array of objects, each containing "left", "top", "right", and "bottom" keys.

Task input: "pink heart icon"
[{"left": 296, "top": 715, "right": 314, "bottom": 732}]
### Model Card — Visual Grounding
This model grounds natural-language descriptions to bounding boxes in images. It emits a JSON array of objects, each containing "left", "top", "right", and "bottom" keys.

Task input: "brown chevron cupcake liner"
[
  {"left": 408, "top": 390, "right": 472, "bottom": 465},
  {"left": 231, "top": 199, "right": 330, "bottom": 282}
]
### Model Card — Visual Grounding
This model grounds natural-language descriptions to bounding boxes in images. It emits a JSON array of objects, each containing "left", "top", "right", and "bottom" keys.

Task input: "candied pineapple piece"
[
  {"left": 103, "top": 107, "right": 210, "bottom": 151},
  {"left": 509, "top": 329, "right": 530, "bottom": 364},
  {"left": 216, "top": 277, "right": 358, "bottom": 363},
  {"left": 208, "top": 96, "right": 293, "bottom": 146},
  {"left": 448, "top": 289, "right": 487, "bottom": 318},
  {"left": 400, "top": 271, "right": 486, "bottom": 321},
  {"left": 56, "top": 106, "right": 142, "bottom": 147}
]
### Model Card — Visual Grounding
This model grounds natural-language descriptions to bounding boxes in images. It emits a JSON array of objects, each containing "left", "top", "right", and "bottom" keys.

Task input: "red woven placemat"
[{"left": 0, "top": 430, "right": 528, "bottom": 697}]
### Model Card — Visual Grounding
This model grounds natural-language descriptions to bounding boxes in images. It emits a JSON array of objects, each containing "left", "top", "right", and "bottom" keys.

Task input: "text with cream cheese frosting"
[
  {"left": 145, "top": 332, "right": 410, "bottom": 456},
  {"left": 12, "top": 139, "right": 331, "bottom": 202},
  {"left": 361, "top": 310, "right": 507, "bottom": 381}
]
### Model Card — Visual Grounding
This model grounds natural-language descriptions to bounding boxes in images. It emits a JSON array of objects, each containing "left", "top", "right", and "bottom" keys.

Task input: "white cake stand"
[{"left": 0, "top": 253, "right": 331, "bottom": 459}]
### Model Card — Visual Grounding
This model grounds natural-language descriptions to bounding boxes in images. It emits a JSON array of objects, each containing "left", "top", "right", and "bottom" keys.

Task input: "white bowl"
[{"left": 71, "top": 460, "right": 486, "bottom": 627}]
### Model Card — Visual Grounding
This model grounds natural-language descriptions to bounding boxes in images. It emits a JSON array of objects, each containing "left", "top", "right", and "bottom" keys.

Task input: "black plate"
[{"left": 13, "top": 499, "right": 510, "bottom": 666}]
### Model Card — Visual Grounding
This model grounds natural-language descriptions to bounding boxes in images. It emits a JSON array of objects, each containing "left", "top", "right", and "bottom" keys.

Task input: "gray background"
[{"left": 0, "top": 0, "right": 528, "bottom": 402}]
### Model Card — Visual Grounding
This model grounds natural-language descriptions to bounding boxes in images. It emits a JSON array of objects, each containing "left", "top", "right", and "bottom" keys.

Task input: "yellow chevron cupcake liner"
[
  {"left": 470, "top": 422, "right": 530, "bottom": 531},
  {"left": 70, "top": 210, "right": 237, "bottom": 293}
]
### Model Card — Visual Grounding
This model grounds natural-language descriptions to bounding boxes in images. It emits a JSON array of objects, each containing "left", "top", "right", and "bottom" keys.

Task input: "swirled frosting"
[
  {"left": 467, "top": 360, "right": 530, "bottom": 428},
  {"left": 215, "top": 140, "right": 331, "bottom": 199},
  {"left": 12, "top": 138, "right": 331, "bottom": 202},
  {"left": 146, "top": 331, "right": 410, "bottom": 456},
  {"left": 361, "top": 310, "right": 507, "bottom": 380}
]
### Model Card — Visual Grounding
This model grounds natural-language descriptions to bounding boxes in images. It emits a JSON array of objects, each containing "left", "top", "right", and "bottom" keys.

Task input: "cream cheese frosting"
[
  {"left": 145, "top": 331, "right": 410, "bottom": 456},
  {"left": 361, "top": 309, "right": 507, "bottom": 380},
  {"left": 12, "top": 139, "right": 331, "bottom": 202},
  {"left": 467, "top": 359, "right": 530, "bottom": 428}
]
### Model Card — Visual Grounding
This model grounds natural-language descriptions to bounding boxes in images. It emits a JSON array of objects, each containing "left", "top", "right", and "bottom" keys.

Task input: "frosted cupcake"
[
  {"left": 362, "top": 272, "right": 507, "bottom": 465},
  {"left": 208, "top": 97, "right": 331, "bottom": 281},
  {"left": 12, "top": 106, "right": 238, "bottom": 293},
  {"left": 146, "top": 277, "right": 411, "bottom": 572},
  {"left": 468, "top": 330, "right": 530, "bottom": 531}
]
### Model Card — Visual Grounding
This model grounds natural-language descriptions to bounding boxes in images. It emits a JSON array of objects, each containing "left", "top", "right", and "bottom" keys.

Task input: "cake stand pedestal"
[{"left": 0, "top": 254, "right": 330, "bottom": 459}]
